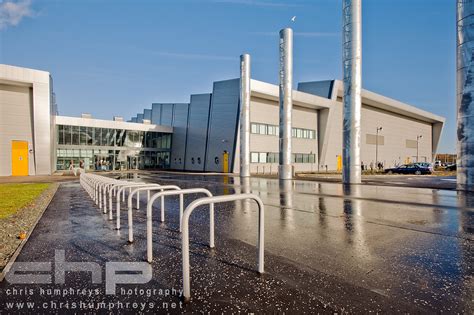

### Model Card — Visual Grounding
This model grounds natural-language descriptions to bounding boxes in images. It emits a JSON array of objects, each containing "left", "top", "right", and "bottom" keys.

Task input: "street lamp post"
[
  {"left": 416, "top": 135, "right": 423, "bottom": 163},
  {"left": 375, "top": 126, "right": 382, "bottom": 168}
]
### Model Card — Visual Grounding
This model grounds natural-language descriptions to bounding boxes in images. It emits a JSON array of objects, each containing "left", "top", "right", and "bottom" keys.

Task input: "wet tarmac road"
[{"left": 0, "top": 172, "right": 472, "bottom": 313}]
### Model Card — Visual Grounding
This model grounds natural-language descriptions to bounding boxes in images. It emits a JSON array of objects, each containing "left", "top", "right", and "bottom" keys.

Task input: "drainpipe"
[
  {"left": 279, "top": 28, "right": 293, "bottom": 180},
  {"left": 342, "top": 0, "right": 362, "bottom": 184}
]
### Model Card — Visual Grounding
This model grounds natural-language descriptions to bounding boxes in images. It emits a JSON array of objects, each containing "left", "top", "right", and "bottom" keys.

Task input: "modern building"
[
  {"left": 0, "top": 64, "right": 445, "bottom": 176},
  {"left": 131, "top": 78, "right": 445, "bottom": 174},
  {"left": 0, "top": 64, "right": 172, "bottom": 176}
]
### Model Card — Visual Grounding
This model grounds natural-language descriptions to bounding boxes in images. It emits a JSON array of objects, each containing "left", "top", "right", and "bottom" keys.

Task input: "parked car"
[
  {"left": 415, "top": 162, "right": 433, "bottom": 171},
  {"left": 445, "top": 164, "right": 457, "bottom": 171},
  {"left": 384, "top": 164, "right": 432, "bottom": 175}
]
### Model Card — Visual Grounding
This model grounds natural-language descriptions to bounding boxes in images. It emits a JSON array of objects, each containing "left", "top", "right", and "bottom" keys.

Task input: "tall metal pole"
[
  {"left": 457, "top": 0, "right": 474, "bottom": 191},
  {"left": 375, "top": 126, "right": 382, "bottom": 168},
  {"left": 279, "top": 28, "right": 293, "bottom": 180},
  {"left": 416, "top": 139, "right": 419, "bottom": 163},
  {"left": 240, "top": 54, "right": 251, "bottom": 177},
  {"left": 375, "top": 128, "right": 378, "bottom": 166},
  {"left": 342, "top": 0, "right": 362, "bottom": 184}
]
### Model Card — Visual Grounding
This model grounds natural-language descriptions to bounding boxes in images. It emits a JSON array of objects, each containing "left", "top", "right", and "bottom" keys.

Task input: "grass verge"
[{"left": 0, "top": 183, "right": 51, "bottom": 219}]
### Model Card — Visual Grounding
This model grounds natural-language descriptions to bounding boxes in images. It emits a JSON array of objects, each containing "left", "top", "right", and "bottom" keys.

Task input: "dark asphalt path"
[{"left": 0, "top": 173, "right": 472, "bottom": 313}]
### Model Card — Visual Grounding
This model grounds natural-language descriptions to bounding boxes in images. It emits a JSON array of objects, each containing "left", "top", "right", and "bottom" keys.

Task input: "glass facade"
[{"left": 56, "top": 124, "right": 172, "bottom": 171}]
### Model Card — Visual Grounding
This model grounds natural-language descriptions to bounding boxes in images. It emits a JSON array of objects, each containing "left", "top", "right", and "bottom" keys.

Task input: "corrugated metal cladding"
[
  {"left": 297, "top": 81, "right": 334, "bottom": 99},
  {"left": 205, "top": 79, "right": 240, "bottom": 172},
  {"left": 136, "top": 113, "right": 144, "bottom": 123},
  {"left": 185, "top": 94, "right": 212, "bottom": 171},
  {"left": 170, "top": 103, "right": 190, "bottom": 170}
]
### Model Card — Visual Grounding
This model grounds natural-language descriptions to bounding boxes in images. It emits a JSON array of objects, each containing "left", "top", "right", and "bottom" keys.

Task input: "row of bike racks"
[{"left": 80, "top": 173, "right": 265, "bottom": 302}]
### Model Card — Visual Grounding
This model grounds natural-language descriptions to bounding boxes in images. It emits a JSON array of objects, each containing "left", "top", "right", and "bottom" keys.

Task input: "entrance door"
[{"left": 11, "top": 140, "right": 28, "bottom": 176}]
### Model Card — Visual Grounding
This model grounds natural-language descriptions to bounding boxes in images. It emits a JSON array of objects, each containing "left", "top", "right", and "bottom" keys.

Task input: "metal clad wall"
[
  {"left": 297, "top": 81, "right": 334, "bottom": 99},
  {"left": 205, "top": 79, "right": 240, "bottom": 172},
  {"left": 151, "top": 103, "right": 162, "bottom": 124},
  {"left": 0, "top": 84, "right": 33, "bottom": 176},
  {"left": 161, "top": 104, "right": 174, "bottom": 126},
  {"left": 170, "top": 103, "right": 190, "bottom": 170},
  {"left": 185, "top": 94, "right": 212, "bottom": 171},
  {"left": 143, "top": 109, "right": 152, "bottom": 121}
]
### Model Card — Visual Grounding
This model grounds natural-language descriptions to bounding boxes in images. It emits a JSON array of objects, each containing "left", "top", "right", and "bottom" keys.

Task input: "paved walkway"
[
  {"left": 0, "top": 175, "right": 77, "bottom": 184},
  {"left": 0, "top": 174, "right": 472, "bottom": 313}
]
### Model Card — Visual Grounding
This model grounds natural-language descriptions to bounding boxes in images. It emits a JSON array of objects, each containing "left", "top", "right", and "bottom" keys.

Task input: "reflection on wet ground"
[
  {"left": 130, "top": 171, "right": 473, "bottom": 312},
  {"left": 0, "top": 171, "right": 471, "bottom": 313}
]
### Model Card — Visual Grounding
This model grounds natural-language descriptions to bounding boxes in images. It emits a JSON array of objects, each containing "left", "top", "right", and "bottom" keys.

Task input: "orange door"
[
  {"left": 11, "top": 141, "right": 28, "bottom": 176},
  {"left": 222, "top": 151, "right": 229, "bottom": 173}
]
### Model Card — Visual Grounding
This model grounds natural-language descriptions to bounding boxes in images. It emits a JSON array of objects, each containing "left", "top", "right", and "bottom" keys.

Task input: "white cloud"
[{"left": 0, "top": 0, "right": 34, "bottom": 30}]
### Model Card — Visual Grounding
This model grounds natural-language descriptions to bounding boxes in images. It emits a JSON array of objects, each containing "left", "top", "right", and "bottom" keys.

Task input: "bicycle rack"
[
  {"left": 122, "top": 185, "right": 181, "bottom": 231},
  {"left": 181, "top": 193, "right": 265, "bottom": 302},
  {"left": 115, "top": 183, "right": 166, "bottom": 227},
  {"left": 143, "top": 188, "right": 214, "bottom": 262},
  {"left": 80, "top": 173, "right": 265, "bottom": 304},
  {"left": 107, "top": 181, "right": 144, "bottom": 214}
]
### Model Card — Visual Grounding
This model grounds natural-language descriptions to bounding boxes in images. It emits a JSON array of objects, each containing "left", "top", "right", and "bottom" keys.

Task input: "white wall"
[
  {"left": 322, "top": 99, "right": 433, "bottom": 170},
  {"left": 248, "top": 96, "right": 318, "bottom": 174},
  {"left": 0, "top": 64, "right": 52, "bottom": 176}
]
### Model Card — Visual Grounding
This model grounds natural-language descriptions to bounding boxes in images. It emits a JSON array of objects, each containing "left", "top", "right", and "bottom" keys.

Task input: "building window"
[
  {"left": 250, "top": 152, "right": 315, "bottom": 164},
  {"left": 291, "top": 153, "right": 316, "bottom": 163},
  {"left": 80, "top": 126, "right": 87, "bottom": 145},
  {"left": 64, "top": 125, "right": 72, "bottom": 145},
  {"left": 71, "top": 126, "right": 79, "bottom": 145},
  {"left": 267, "top": 152, "right": 279, "bottom": 163},
  {"left": 250, "top": 122, "right": 316, "bottom": 139},
  {"left": 251, "top": 152, "right": 259, "bottom": 163}
]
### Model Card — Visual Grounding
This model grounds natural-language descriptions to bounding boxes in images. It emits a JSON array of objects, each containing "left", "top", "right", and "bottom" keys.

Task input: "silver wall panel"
[
  {"left": 205, "top": 79, "right": 240, "bottom": 172},
  {"left": 170, "top": 103, "right": 190, "bottom": 170},
  {"left": 297, "top": 80, "right": 335, "bottom": 99},
  {"left": 185, "top": 94, "right": 212, "bottom": 171},
  {"left": 143, "top": 109, "right": 152, "bottom": 121},
  {"left": 161, "top": 104, "right": 174, "bottom": 126},
  {"left": 151, "top": 103, "right": 162, "bottom": 124}
]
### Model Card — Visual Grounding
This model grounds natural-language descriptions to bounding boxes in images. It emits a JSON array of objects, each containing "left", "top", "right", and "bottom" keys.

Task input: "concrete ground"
[
  {"left": 0, "top": 172, "right": 472, "bottom": 313},
  {"left": 297, "top": 173, "right": 457, "bottom": 190}
]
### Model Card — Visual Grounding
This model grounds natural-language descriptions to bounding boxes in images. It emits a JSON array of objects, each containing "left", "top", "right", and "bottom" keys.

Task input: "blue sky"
[{"left": 0, "top": 0, "right": 455, "bottom": 152}]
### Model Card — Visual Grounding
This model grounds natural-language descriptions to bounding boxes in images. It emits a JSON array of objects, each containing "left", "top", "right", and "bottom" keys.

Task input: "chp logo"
[{"left": 5, "top": 250, "right": 152, "bottom": 295}]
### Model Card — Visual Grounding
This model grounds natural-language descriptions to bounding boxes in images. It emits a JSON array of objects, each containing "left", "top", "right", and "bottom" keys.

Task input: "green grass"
[{"left": 0, "top": 183, "right": 51, "bottom": 219}]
